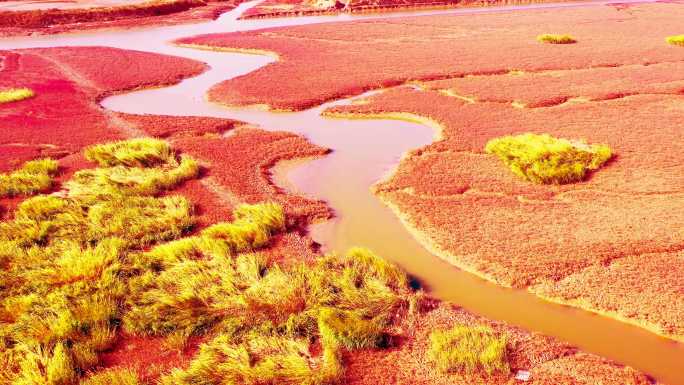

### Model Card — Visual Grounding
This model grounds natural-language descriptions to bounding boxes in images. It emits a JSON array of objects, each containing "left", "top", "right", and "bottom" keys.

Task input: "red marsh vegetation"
[
  {"left": 0, "top": 44, "right": 657, "bottom": 385},
  {"left": 0, "top": 0, "right": 245, "bottom": 36},
  {"left": 176, "top": 1, "right": 684, "bottom": 342},
  {"left": 239, "top": 0, "right": 578, "bottom": 20},
  {"left": 178, "top": 2, "right": 684, "bottom": 110}
]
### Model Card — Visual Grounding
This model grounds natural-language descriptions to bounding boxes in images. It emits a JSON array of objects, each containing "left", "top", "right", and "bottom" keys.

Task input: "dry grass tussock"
[
  {"left": 0, "top": 158, "right": 59, "bottom": 198},
  {"left": 81, "top": 369, "right": 140, "bottom": 385},
  {"left": 666, "top": 35, "right": 684, "bottom": 46},
  {"left": 485, "top": 133, "right": 612, "bottom": 184},
  {"left": 136, "top": 245, "right": 411, "bottom": 385},
  {"left": 0, "top": 137, "right": 434, "bottom": 384},
  {"left": 537, "top": 34, "right": 577, "bottom": 44},
  {"left": 428, "top": 325, "right": 509, "bottom": 375},
  {"left": 0, "top": 88, "right": 34, "bottom": 104},
  {"left": 0, "top": 138, "right": 283, "bottom": 384}
]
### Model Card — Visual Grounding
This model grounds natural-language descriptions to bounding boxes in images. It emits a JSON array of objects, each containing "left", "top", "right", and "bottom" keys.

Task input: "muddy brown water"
[{"left": 2, "top": 0, "right": 683, "bottom": 383}]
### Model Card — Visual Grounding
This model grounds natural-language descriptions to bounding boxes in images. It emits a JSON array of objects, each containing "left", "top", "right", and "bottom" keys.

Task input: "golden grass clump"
[
  {"left": 537, "top": 34, "right": 577, "bottom": 44},
  {"left": 318, "top": 307, "right": 385, "bottom": 350},
  {"left": 87, "top": 196, "right": 194, "bottom": 247},
  {"left": 666, "top": 35, "right": 684, "bottom": 46},
  {"left": 66, "top": 155, "right": 199, "bottom": 201},
  {"left": 161, "top": 334, "right": 321, "bottom": 385},
  {"left": 0, "top": 138, "right": 204, "bottom": 385},
  {"left": 0, "top": 158, "right": 59, "bottom": 198},
  {"left": 1, "top": 137, "right": 418, "bottom": 385},
  {"left": 81, "top": 369, "right": 140, "bottom": 385},
  {"left": 428, "top": 325, "right": 509, "bottom": 375},
  {"left": 127, "top": 245, "right": 410, "bottom": 385},
  {"left": 200, "top": 201, "right": 286, "bottom": 254},
  {"left": 0, "top": 88, "right": 34, "bottom": 104},
  {"left": 84, "top": 138, "right": 174, "bottom": 168},
  {"left": 485, "top": 133, "right": 612, "bottom": 184}
]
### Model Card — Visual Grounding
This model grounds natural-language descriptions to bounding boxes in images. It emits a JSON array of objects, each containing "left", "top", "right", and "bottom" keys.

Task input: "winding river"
[{"left": 2, "top": 1, "right": 683, "bottom": 383}]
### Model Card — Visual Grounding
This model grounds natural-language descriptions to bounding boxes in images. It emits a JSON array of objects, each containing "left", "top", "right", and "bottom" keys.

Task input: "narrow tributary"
[{"left": 2, "top": 1, "right": 683, "bottom": 383}]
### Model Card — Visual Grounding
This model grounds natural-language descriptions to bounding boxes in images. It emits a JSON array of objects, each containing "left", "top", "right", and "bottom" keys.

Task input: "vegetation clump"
[
  {"left": 666, "top": 35, "right": 684, "bottom": 46},
  {"left": 66, "top": 155, "right": 199, "bottom": 201},
  {"left": 428, "top": 325, "right": 509, "bottom": 375},
  {"left": 0, "top": 158, "right": 59, "bottom": 197},
  {"left": 0, "top": 138, "right": 204, "bottom": 385},
  {"left": 161, "top": 334, "right": 322, "bottom": 385},
  {"left": 318, "top": 307, "right": 385, "bottom": 350},
  {"left": 128, "top": 245, "right": 410, "bottom": 385},
  {"left": 84, "top": 138, "right": 174, "bottom": 168},
  {"left": 1, "top": 137, "right": 415, "bottom": 385},
  {"left": 81, "top": 369, "right": 141, "bottom": 385},
  {"left": 485, "top": 133, "right": 612, "bottom": 184},
  {"left": 537, "top": 34, "right": 577, "bottom": 44},
  {"left": 0, "top": 88, "right": 34, "bottom": 104}
]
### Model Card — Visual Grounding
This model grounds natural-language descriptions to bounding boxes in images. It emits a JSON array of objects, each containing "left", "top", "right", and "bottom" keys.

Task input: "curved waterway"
[{"left": 2, "top": 0, "right": 683, "bottom": 383}]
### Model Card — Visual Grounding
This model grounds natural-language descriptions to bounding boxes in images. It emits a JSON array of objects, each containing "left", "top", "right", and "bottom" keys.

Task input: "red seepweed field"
[
  {"left": 2, "top": 1, "right": 684, "bottom": 385},
  {"left": 177, "top": 1, "right": 684, "bottom": 342},
  {"left": 1, "top": 42, "right": 655, "bottom": 385},
  {"left": 0, "top": 0, "right": 247, "bottom": 37}
]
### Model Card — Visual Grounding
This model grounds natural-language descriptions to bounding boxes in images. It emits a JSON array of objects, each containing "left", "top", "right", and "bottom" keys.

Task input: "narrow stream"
[{"left": 2, "top": 1, "right": 683, "bottom": 383}]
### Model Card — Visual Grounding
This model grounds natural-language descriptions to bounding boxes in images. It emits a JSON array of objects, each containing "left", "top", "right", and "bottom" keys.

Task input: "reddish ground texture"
[
  {"left": 178, "top": 2, "right": 684, "bottom": 110},
  {"left": 0, "top": 44, "right": 658, "bottom": 384},
  {"left": 534, "top": 251, "right": 684, "bottom": 339},
  {"left": 345, "top": 303, "right": 654, "bottom": 385},
  {"left": 0, "top": 0, "right": 242, "bottom": 37},
  {"left": 97, "top": 333, "right": 205, "bottom": 382},
  {"left": 1, "top": 44, "right": 330, "bottom": 225},
  {"left": 176, "top": 1, "right": 684, "bottom": 342},
  {"left": 421, "top": 61, "right": 684, "bottom": 107},
  {"left": 327, "top": 88, "right": 684, "bottom": 340},
  {"left": 0, "top": 45, "right": 328, "bottom": 374},
  {"left": 239, "top": 0, "right": 575, "bottom": 20},
  {"left": 0, "top": 46, "right": 204, "bottom": 156}
]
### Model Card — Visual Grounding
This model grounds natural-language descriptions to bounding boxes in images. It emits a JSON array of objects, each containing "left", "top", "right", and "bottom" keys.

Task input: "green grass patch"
[
  {"left": 666, "top": 35, "right": 684, "bottom": 46},
  {"left": 537, "top": 34, "right": 577, "bottom": 44},
  {"left": 0, "top": 158, "right": 59, "bottom": 198},
  {"left": 0, "top": 88, "right": 34, "bottom": 104},
  {"left": 485, "top": 133, "right": 612, "bottom": 184},
  {"left": 428, "top": 325, "right": 509, "bottom": 375}
]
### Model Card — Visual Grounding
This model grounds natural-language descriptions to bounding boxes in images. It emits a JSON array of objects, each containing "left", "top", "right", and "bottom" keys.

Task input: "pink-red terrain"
[
  {"left": 0, "top": 42, "right": 658, "bottom": 384},
  {"left": 0, "top": 0, "right": 244, "bottom": 37},
  {"left": 177, "top": 0, "right": 684, "bottom": 342},
  {"left": 239, "top": 0, "right": 578, "bottom": 19}
]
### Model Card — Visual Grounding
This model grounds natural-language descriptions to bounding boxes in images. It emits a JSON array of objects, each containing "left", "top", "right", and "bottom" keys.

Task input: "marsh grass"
[
  {"left": 428, "top": 325, "right": 509, "bottom": 375},
  {"left": 126, "top": 244, "right": 410, "bottom": 385},
  {"left": 537, "top": 34, "right": 577, "bottom": 44},
  {"left": 0, "top": 139, "right": 210, "bottom": 385},
  {"left": 0, "top": 158, "right": 59, "bottom": 197},
  {"left": 81, "top": 369, "right": 141, "bottom": 385},
  {"left": 318, "top": 308, "right": 385, "bottom": 350},
  {"left": 0, "top": 88, "right": 34, "bottom": 104},
  {"left": 66, "top": 155, "right": 199, "bottom": 201},
  {"left": 666, "top": 35, "right": 684, "bottom": 46},
  {"left": 161, "top": 334, "right": 320, "bottom": 385},
  {"left": 1, "top": 137, "right": 419, "bottom": 385},
  {"left": 84, "top": 138, "right": 174, "bottom": 168},
  {"left": 485, "top": 133, "right": 612, "bottom": 184}
]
